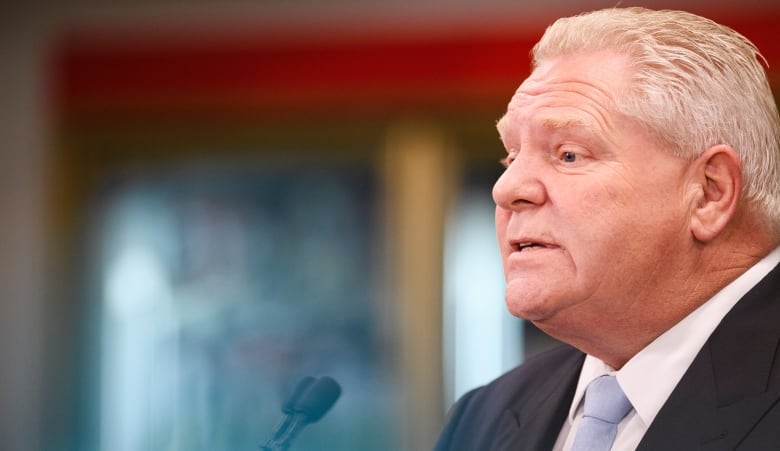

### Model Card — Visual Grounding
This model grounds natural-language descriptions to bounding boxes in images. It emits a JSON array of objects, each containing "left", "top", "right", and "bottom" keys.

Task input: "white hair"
[{"left": 533, "top": 7, "right": 780, "bottom": 235}]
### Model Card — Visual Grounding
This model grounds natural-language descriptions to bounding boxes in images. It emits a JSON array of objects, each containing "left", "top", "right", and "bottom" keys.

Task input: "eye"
[{"left": 555, "top": 145, "right": 589, "bottom": 165}]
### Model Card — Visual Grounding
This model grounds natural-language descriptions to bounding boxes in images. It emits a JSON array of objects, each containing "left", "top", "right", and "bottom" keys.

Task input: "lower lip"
[{"left": 508, "top": 246, "right": 557, "bottom": 260}]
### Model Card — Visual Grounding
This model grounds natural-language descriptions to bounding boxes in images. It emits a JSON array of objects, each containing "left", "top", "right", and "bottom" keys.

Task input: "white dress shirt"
[{"left": 553, "top": 247, "right": 780, "bottom": 451}]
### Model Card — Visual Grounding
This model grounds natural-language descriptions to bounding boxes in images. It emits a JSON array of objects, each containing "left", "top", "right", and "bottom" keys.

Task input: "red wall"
[{"left": 53, "top": 10, "right": 780, "bottom": 121}]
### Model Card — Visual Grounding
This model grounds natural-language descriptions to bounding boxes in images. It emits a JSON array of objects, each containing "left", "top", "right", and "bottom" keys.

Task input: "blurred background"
[{"left": 1, "top": 1, "right": 777, "bottom": 450}]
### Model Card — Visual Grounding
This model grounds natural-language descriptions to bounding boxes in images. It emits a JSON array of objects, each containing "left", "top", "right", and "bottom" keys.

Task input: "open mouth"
[{"left": 514, "top": 242, "right": 548, "bottom": 252}]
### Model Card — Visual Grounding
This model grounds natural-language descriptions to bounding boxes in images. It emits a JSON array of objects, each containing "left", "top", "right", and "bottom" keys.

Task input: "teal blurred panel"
[{"left": 82, "top": 161, "right": 398, "bottom": 451}]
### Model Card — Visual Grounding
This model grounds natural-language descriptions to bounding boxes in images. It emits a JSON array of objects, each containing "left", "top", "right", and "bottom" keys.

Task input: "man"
[{"left": 435, "top": 7, "right": 780, "bottom": 451}]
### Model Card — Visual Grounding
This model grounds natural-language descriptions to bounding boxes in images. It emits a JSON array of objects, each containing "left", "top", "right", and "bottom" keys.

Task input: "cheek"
[
  {"left": 565, "top": 187, "right": 686, "bottom": 287},
  {"left": 553, "top": 182, "right": 645, "bottom": 266},
  {"left": 554, "top": 180, "right": 632, "bottom": 234},
  {"left": 581, "top": 175, "right": 652, "bottom": 229}
]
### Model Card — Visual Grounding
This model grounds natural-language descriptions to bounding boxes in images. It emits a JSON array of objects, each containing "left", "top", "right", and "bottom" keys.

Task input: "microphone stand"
[
  {"left": 261, "top": 413, "right": 307, "bottom": 451},
  {"left": 260, "top": 413, "right": 298, "bottom": 450}
]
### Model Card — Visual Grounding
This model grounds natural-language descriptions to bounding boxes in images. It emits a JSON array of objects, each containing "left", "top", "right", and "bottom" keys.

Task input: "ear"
[{"left": 689, "top": 144, "right": 742, "bottom": 242}]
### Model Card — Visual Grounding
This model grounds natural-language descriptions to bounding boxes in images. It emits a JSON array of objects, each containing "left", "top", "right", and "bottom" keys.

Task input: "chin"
[{"left": 504, "top": 296, "right": 555, "bottom": 322}]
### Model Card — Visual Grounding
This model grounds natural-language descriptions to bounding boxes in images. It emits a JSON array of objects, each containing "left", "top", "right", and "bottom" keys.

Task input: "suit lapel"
[
  {"left": 492, "top": 351, "right": 584, "bottom": 451},
  {"left": 639, "top": 262, "right": 780, "bottom": 450}
]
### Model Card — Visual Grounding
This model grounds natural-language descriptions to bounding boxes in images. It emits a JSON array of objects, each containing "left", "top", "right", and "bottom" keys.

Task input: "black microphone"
[
  {"left": 263, "top": 376, "right": 316, "bottom": 449},
  {"left": 261, "top": 376, "right": 342, "bottom": 451},
  {"left": 292, "top": 376, "right": 341, "bottom": 422},
  {"left": 283, "top": 376, "right": 317, "bottom": 414}
]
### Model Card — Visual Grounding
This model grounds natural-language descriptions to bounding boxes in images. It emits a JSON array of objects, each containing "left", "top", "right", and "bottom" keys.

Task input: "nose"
[{"left": 492, "top": 153, "right": 547, "bottom": 210}]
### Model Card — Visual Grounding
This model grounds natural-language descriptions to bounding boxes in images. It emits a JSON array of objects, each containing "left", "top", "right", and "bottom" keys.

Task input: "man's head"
[
  {"left": 492, "top": 7, "right": 780, "bottom": 367},
  {"left": 533, "top": 7, "right": 780, "bottom": 234}
]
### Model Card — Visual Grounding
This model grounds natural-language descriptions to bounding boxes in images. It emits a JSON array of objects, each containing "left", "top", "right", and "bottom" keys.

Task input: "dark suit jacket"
[{"left": 434, "top": 262, "right": 780, "bottom": 450}]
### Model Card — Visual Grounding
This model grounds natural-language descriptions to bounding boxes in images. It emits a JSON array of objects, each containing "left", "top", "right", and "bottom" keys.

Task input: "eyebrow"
[
  {"left": 538, "top": 116, "right": 597, "bottom": 133},
  {"left": 495, "top": 114, "right": 598, "bottom": 144}
]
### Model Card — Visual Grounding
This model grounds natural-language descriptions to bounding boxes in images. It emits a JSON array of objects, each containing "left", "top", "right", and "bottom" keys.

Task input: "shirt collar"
[{"left": 567, "top": 355, "right": 615, "bottom": 422}]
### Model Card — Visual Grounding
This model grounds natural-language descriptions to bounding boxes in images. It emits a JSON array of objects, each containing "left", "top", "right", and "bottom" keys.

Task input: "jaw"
[{"left": 526, "top": 301, "right": 648, "bottom": 369}]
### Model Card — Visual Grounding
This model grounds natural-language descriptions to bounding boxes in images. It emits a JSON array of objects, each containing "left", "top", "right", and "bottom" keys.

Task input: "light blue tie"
[{"left": 570, "top": 375, "right": 633, "bottom": 451}]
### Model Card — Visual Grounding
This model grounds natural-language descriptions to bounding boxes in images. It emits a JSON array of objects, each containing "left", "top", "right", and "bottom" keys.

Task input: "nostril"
[{"left": 492, "top": 167, "right": 547, "bottom": 209}]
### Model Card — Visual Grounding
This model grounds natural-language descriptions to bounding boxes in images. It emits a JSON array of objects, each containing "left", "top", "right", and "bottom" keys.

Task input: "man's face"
[{"left": 493, "top": 51, "right": 696, "bottom": 333}]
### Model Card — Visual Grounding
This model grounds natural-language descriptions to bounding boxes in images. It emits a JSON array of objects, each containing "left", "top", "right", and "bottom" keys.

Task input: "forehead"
[{"left": 497, "top": 51, "right": 632, "bottom": 140}]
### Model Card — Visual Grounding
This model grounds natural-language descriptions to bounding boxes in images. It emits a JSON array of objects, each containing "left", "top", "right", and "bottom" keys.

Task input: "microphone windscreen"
[
  {"left": 283, "top": 376, "right": 317, "bottom": 414},
  {"left": 296, "top": 376, "right": 342, "bottom": 422}
]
